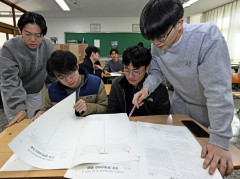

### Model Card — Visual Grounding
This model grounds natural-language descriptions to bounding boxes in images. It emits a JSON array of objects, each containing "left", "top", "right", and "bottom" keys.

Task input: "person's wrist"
[{"left": 142, "top": 87, "right": 149, "bottom": 95}]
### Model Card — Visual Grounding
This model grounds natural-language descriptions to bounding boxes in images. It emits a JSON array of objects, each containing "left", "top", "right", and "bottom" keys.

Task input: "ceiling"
[{"left": 0, "top": 0, "right": 236, "bottom": 18}]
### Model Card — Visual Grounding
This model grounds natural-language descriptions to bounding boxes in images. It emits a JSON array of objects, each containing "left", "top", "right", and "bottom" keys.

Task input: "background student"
[
  {"left": 103, "top": 49, "right": 123, "bottom": 75},
  {"left": 133, "top": 0, "right": 234, "bottom": 176},
  {"left": 32, "top": 50, "right": 108, "bottom": 121},
  {"left": 0, "top": 12, "right": 55, "bottom": 127},
  {"left": 79, "top": 46, "right": 103, "bottom": 79},
  {"left": 107, "top": 45, "right": 170, "bottom": 116}
]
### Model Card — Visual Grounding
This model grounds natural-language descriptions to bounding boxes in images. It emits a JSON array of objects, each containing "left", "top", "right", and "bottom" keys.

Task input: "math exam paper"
[
  {"left": 8, "top": 93, "right": 138, "bottom": 169},
  {"left": 65, "top": 161, "right": 139, "bottom": 179},
  {"left": 137, "top": 122, "right": 222, "bottom": 179}
]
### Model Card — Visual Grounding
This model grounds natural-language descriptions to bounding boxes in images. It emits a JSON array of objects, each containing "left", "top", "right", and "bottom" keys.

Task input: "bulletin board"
[{"left": 65, "top": 32, "right": 151, "bottom": 56}]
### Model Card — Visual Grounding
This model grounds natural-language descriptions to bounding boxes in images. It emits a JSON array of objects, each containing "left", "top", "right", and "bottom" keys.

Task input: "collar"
[{"left": 83, "top": 57, "right": 93, "bottom": 65}]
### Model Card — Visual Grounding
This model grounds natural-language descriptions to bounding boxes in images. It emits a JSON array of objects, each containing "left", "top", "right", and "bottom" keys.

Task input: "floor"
[{"left": 0, "top": 90, "right": 240, "bottom": 178}]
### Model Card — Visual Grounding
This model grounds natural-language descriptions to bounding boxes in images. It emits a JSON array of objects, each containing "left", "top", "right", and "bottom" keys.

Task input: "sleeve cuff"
[
  {"left": 209, "top": 133, "right": 230, "bottom": 151},
  {"left": 15, "top": 104, "right": 27, "bottom": 113}
]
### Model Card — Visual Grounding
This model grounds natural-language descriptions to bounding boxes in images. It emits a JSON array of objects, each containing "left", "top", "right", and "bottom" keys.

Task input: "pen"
[
  {"left": 128, "top": 98, "right": 153, "bottom": 117},
  {"left": 128, "top": 105, "right": 136, "bottom": 117}
]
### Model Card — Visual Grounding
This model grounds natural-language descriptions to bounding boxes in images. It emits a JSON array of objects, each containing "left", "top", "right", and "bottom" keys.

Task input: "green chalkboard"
[{"left": 65, "top": 32, "right": 151, "bottom": 56}]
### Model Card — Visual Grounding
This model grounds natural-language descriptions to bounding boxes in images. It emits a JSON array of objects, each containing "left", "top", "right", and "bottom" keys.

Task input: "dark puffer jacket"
[{"left": 107, "top": 74, "right": 170, "bottom": 116}]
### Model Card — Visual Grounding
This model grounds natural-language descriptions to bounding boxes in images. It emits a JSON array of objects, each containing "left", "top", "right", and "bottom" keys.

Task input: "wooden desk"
[
  {"left": 102, "top": 73, "right": 112, "bottom": 78},
  {"left": 1, "top": 114, "right": 240, "bottom": 178},
  {"left": 102, "top": 73, "right": 122, "bottom": 84},
  {"left": 232, "top": 73, "right": 240, "bottom": 103},
  {"left": 104, "top": 84, "right": 111, "bottom": 95},
  {"left": 231, "top": 62, "right": 240, "bottom": 73},
  {"left": 102, "top": 73, "right": 114, "bottom": 84}
]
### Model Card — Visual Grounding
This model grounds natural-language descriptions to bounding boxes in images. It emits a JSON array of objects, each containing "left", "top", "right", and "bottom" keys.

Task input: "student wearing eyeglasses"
[
  {"left": 107, "top": 45, "right": 170, "bottom": 116},
  {"left": 32, "top": 50, "right": 108, "bottom": 121},
  {"left": 132, "top": 0, "right": 234, "bottom": 177}
]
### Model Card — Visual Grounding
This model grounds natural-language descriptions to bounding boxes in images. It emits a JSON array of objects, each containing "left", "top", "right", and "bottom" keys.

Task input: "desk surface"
[
  {"left": 1, "top": 114, "right": 240, "bottom": 178},
  {"left": 102, "top": 73, "right": 112, "bottom": 77},
  {"left": 231, "top": 62, "right": 240, "bottom": 68},
  {"left": 102, "top": 72, "right": 123, "bottom": 78}
]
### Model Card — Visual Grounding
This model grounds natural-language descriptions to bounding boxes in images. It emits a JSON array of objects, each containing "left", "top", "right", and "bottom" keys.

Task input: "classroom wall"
[
  {"left": 189, "top": 13, "right": 203, "bottom": 24},
  {"left": 44, "top": 17, "right": 140, "bottom": 44},
  {"left": 0, "top": 16, "right": 140, "bottom": 48},
  {"left": 0, "top": 16, "right": 197, "bottom": 50}
]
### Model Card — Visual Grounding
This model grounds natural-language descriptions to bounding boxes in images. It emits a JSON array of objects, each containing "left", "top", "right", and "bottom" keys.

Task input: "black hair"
[
  {"left": 110, "top": 49, "right": 119, "bottom": 55},
  {"left": 137, "top": 42, "right": 144, "bottom": 47},
  {"left": 47, "top": 50, "right": 78, "bottom": 77},
  {"left": 140, "top": 0, "right": 184, "bottom": 40},
  {"left": 85, "top": 46, "right": 100, "bottom": 58},
  {"left": 17, "top": 12, "right": 47, "bottom": 36},
  {"left": 122, "top": 45, "right": 151, "bottom": 69}
]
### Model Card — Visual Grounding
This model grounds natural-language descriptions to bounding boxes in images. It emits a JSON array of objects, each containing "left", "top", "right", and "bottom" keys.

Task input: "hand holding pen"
[
  {"left": 132, "top": 87, "right": 149, "bottom": 108},
  {"left": 129, "top": 97, "right": 153, "bottom": 117}
]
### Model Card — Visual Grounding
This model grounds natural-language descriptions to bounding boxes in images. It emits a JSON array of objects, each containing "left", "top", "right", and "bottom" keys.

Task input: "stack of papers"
[
  {"left": 109, "top": 72, "right": 121, "bottom": 76},
  {"left": 0, "top": 93, "right": 222, "bottom": 179}
]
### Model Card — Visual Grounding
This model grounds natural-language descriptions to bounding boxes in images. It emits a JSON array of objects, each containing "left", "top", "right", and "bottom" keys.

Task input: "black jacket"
[
  {"left": 107, "top": 75, "right": 170, "bottom": 116},
  {"left": 79, "top": 57, "right": 102, "bottom": 79}
]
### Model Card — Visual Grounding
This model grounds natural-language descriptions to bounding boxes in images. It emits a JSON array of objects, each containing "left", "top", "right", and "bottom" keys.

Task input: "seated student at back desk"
[
  {"left": 103, "top": 49, "right": 123, "bottom": 84},
  {"left": 32, "top": 50, "right": 108, "bottom": 121},
  {"left": 107, "top": 45, "right": 170, "bottom": 116},
  {"left": 79, "top": 46, "right": 103, "bottom": 79},
  {"left": 103, "top": 49, "right": 123, "bottom": 75}
]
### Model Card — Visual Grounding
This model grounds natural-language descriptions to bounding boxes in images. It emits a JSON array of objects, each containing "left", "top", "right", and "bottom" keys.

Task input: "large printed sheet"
[
  {"left": 137, "top": 122, "right": 222, "bottom": 179},
  {"left": 7, "top": 93, "right": 138, "bottom": 169},
  {"left": 1, "top": 92, "right": 222, "bottom": 178}
]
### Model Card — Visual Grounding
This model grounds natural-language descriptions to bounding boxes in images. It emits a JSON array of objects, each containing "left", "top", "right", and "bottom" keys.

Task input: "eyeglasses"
[
  {"left": 153, "top": 25, "right": 175, "bottom": 42},
  {"left": 57, "top": 71, "right": 76, "bottom": 81},
  {"left": 124, "top": 69, "right": 143, "bottom": 77}
]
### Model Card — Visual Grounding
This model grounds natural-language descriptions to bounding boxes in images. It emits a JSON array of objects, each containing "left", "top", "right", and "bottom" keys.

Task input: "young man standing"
[
  {"left": 103, "top": 49, "right": 123, "bottom": 75},
  {"left": 108, "top": 45, "right": 170, "bottom": 116},
  {"left": 79, "top": 46, "right": 103, "bottom": 79},
  {"left": 133, "top": 0, "right": 234, "bottom": 176},
  {"left": 0, "top": 12, "right": 54, "bottom": 127},
  {"left": 32, "top": 50, "right": 108, "bottom": 121}
]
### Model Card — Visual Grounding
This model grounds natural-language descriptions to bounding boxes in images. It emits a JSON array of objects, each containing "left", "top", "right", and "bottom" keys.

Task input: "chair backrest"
[{"left": 232, "top": 73, "right": 240, "bottom": 83}]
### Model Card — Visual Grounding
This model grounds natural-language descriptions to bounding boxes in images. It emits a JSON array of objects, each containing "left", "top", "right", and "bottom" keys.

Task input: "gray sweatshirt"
[
  {"left": 103, "top": 59, "right": 123, "bottom": 72},
  {"left": 0, "top": 35, "right": 54, "bottom": 113},
  {"left": 144, "top": 23, "right": 233, "bottom": 150}
]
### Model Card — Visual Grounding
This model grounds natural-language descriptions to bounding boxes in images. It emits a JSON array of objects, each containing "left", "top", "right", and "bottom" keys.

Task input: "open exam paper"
[
  {"left": 1, "top": 92, "right": 222, "bottom": 178},
  {"left": 7, "top": 93, "right": 138, "bottom": 169},
  {"left": 64, "top": 122, "right": 222, "bottom": 179}
]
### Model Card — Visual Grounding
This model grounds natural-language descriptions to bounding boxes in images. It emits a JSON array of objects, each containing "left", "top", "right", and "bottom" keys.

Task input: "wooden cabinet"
[{"left": 54, "top": 44, "right": 88, "bottom": 63}]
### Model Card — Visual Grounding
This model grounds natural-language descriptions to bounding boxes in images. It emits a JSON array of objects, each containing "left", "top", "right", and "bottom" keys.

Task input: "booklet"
[
  {"left": 109, "top": 72, "right": 121, "bottom": 76},
  {"left": 2, "top": 119, "right": 222, "bottom": 179},
  {"left": 137, "top": 122, "right": 222, "bottom": 179},
  {"left": 2, "top": 92, "right": 222, "bottom": 178},
  {"left": 8, "top": 93, "right": 138, "bottom": 169}
]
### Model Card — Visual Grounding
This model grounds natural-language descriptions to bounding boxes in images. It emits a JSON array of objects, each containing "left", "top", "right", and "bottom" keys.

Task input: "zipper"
[{"left": 118, "top": 83, "right": 127, "bottom": 113}]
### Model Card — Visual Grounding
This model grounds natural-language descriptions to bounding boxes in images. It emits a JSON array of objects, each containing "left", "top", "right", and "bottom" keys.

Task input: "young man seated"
[
  {"left": 107, "top": 45, "right": 170, "bottom": 116},
  {"left": 103, "top": 49, "right": 123, "bottom": 75},
  {"left": 79, "top": 46, "right": 103, "bottom": 79},
  {"left": 32, "top": 50, "right": 108, "bottom": 121}
]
